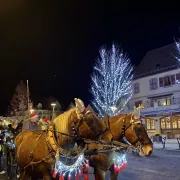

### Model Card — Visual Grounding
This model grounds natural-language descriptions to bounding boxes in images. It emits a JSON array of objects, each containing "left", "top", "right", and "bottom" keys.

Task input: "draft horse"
[
  {"left": 87, "top": 113, "right": 153, "bottom": 180},
  {"left": 15, "top": 102, "right": 113, "bottom": 180}
]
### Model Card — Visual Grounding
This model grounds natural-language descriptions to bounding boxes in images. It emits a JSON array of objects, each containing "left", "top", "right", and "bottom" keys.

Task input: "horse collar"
[{"left": 47, "top": 125, "right": 59, "bottom": 152}]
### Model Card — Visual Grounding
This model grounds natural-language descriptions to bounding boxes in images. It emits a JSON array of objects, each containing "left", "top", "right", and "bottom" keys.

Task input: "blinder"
[
  {"left": 71, "top": 110, "right": 109, "bottom": 142},
  {"left": 121, "top": 116, "right": 151, "bottom": 146}
]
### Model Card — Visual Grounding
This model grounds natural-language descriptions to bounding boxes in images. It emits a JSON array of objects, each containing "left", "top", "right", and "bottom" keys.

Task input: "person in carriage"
[
  {"left": 39, "top": 117, "right": 51, "bottom": 130},
  {"left": 22, "top": 113, "right": 41, "bottom": 131}
]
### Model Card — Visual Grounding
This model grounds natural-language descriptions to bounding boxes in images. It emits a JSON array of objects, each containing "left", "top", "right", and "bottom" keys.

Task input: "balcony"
[{"left": 122, "top": 98, "right": 180, "bottom": 116}]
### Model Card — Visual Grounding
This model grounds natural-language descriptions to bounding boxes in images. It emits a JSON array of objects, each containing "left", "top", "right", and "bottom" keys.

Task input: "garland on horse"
[{"left": 15, "top": 98, "right": 113, "bottom": 180}]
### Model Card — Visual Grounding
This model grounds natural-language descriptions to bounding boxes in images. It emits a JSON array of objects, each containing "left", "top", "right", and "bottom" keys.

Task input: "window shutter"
[
  {"left": 176, "top": 73, "right": 180, "bottom": 81},
  {"left": 159, "top": 78, "right": 163, "bottom": 87},
  {"left": 134, "top": 83, "right": 139, "bottom": 94},
  {"left": 171, "top": 75, "right": 175, "bottom": 85},
  {"left": 153, "top": 78, "right": 157, "bottom": 89},
  {"left": 149, "top": 79, "right": 153, "bottom": 90}
]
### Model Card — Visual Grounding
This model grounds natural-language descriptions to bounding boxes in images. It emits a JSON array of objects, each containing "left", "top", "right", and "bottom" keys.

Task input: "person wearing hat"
[
  {"left": 39, "top": 117, "right": 50, "bottom": 130},
  {"left": 22, "top": 113, "right": 41, "bottom": 131}
]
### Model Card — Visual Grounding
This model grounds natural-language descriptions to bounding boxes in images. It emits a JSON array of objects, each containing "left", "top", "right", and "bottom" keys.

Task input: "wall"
[
  {"left": 133, "top": 68, "right": 180, "bottom": 99},
  {"left": 127, "top": 68, "right": 180, "bottom": 109}
]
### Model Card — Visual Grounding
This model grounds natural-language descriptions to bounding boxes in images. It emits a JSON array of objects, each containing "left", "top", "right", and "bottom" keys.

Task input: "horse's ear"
[
  {"left": 74, "top": 98, "right": 86, "bottom": 113},
  {"left": 102, "top": 114, "right": 108, "bottom": 121}
]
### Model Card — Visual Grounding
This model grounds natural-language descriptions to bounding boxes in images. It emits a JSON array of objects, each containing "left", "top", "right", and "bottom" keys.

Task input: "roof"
[{"left": 134, "top": 43, "right": 180, "bottom": 79}]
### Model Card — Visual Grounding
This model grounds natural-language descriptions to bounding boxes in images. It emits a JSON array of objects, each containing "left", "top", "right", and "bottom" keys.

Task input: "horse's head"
[
  {"left": 123, "top": 114, "right": 153, "bottom": 157},
  {"left": 73, "top": 98, "right": 113, "bottom": 144},
  {"left": 52, "top": 99, "right": 113, "bottom": 156},
  {"left": 81, "top": 110, "right": 113, "bottom": 143}
]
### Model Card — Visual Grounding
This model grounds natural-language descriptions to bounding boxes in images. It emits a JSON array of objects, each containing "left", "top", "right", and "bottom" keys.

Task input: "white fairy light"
[
  {"left": 56, "top": 154, "right": 89, "bottom": 178},
  {"left": 175, "top": 39, "right": 180, "bottom": 63},
  {"left": 90, "top": 44, "right": 133, "bottom": 117},
  {"left": 113, "top": 152, "right": 127, "bottom": 173}
]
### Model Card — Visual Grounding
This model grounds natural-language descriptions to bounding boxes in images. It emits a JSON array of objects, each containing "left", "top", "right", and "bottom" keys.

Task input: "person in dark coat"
[
  {"left": 22, "top": 113, "right": 41, "bottom": 131},
  {"left": 0, "top": 131, "right": 5, "bottom": 174}
]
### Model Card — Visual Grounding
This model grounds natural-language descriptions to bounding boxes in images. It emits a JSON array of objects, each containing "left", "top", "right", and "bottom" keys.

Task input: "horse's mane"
[
  {"left": 110, "top": 113, "right": 132, "bottom": 125},
  {"left": 53, "top": 107, "right": 81, "bottom": 134}
]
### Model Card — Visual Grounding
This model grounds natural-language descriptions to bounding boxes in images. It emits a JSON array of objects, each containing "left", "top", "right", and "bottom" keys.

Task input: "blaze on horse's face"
[
  {"left": 125, "top": 121, "right": 153, "bottom": 157},
  {"left": 83, "top": 111, "right": 113, "bottom": 144}
]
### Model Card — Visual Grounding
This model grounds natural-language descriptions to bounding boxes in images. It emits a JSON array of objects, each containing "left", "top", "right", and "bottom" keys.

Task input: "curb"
[{"left": 154, "top": 148, "right": 180, "bottom": 152}]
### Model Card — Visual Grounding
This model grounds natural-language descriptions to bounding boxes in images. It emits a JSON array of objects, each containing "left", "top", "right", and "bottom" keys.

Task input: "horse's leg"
[
  {"left": 109, "top": 165, "right": 118, "bottom": 180},
  {"left": 19, "top": 170, "right": 31, "bottom": 180},
  {"left": 43, "top": 172, "right": 52, "bottom": 180},
  {"left": 94, "top": 168, "right": 106, "bottom": 180}
]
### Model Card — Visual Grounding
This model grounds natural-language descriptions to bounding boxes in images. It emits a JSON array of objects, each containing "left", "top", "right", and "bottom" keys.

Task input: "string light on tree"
[
  {"left": 91, "top": 44, "right": 134, "bottom": 116},
  {"left": 174, "top": 39, "right": 180, "bottom": 83},
  {"left": 175, "top": 39, "right": 180, "bottom": 63}
]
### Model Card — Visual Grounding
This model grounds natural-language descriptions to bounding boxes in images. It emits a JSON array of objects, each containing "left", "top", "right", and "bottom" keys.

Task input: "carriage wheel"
[{"left": 7, "top": 151, "right": 13, "bottom": 179}]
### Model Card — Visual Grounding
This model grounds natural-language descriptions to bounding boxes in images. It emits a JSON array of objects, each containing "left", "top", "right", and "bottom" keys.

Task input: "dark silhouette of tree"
[{"left": 10, "top": 80, "right": 28, "bottom": 114}]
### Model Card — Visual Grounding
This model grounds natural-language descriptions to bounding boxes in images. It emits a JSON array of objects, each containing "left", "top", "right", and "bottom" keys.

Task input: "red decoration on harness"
[
  {"left": 75, "top": 174, "right": 80, "bottom": 180},
  {"left": 52, "top": 169, "right": 56, "bottom": 178},
  {"left": 83, "top": 173, "right": 88, "bottom": 180},
  {"left": 59, "top": 175, "right": 64, "bottom": 180}
]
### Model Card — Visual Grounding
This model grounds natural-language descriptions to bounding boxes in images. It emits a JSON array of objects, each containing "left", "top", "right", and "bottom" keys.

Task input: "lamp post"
[
  {"left": 51, "top": 103, "right": 56, "bottom": 120},
  {"left": 30, "top": 109, "right": 34, "bottom": 114}
]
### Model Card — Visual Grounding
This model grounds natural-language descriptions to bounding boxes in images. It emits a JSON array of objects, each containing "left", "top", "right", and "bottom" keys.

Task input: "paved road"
[{"left": 1, "top": 150, "right": 180, "bottom": 180}]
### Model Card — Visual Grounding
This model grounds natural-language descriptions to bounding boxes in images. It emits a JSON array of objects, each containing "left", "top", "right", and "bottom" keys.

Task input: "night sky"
[{"left": 0, "top": 1, "right": 180, "bottom": 115}]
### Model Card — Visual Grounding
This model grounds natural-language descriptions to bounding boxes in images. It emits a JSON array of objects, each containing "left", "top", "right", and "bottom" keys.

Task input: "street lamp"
[
  {"left": 30, "top": 109, "right": 34, "bottom": 114},
  {"left": 51, "top": 103, "right": 56, "bottom": 120}
]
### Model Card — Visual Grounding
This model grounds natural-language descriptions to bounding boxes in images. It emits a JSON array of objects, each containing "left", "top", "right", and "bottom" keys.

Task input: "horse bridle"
[
  {"left": 71, "top": 110, "right": 109, "bottom": 142},
  {"left": 121, "top": 116, "right": 152, "bottom": 146}
]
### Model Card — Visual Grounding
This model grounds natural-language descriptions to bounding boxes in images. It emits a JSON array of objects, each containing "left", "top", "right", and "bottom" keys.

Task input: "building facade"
[{"left": 126, "top": 43, "right": 180, "bottom": 138}]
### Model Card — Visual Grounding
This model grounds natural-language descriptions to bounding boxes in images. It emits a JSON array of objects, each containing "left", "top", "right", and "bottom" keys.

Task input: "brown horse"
[
  {"left": 15, "top": 106, "right": 113, "bottom": 180},
  {"left": 87, "top": 113, "right": 153, "bottom": 180}
]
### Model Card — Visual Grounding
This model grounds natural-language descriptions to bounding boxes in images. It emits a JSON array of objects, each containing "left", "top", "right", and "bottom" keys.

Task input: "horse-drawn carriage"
[{"left": 5, "top": 99, "right": 152, "bottom": 180}]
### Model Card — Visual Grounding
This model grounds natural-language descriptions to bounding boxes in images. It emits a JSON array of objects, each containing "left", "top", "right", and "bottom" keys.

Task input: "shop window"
[
  {"left": 144, "top": 119, "right": 155, "bottom": 130},
  {"left": 161, "top": 119, "right": 166, "bottom": 129}
]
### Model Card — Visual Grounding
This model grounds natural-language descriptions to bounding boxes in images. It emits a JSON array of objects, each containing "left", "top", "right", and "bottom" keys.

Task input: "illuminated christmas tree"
[
  {"left": 90, "top": 44, "right": 133, "bottom": 116},
  {"left": 175, "top": 39, "right": 180, "bottom": 62}
]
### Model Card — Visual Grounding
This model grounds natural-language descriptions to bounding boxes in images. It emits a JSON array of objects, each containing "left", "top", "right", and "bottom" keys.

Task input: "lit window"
[
  {"left": 144, "top": 119, "right": 155, "bottom": 130},
  {"left": 166, "top": 117, "right": 171, "bottom": 129},
  {"left": 178, "top": 119, "right": 180, "bottom": 128},
  {"left": 161, "top": 119, "right": 166, "bottom": 129},
  {"left": 172, "top": 118, "right": 178, "bottom": 129}
]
